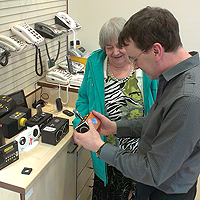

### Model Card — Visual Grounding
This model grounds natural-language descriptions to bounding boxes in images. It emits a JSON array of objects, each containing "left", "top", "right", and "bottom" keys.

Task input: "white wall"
[{"left": 68, "top": 0, "right": 200, "bottom": 53}]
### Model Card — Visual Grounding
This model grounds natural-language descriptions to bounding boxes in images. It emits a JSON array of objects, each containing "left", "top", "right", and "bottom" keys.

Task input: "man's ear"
[{"left": 152, "top": 43, "right": 163, "bottom": 61}]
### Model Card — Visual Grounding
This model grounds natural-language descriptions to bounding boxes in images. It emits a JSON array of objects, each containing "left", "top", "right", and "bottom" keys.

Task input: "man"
[{"left": 73, "top": 6, "right": 200, "bottom": 199}]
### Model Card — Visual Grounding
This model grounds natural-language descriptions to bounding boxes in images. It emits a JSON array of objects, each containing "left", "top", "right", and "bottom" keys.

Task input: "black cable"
[
  {"left": 35, "top": 45, "right": 43, "bottom": 76},
  {"left": 0, "top": 47, "right": 10, "bottom": 66},
  {"left": 45, "top": 40, "right": 60, "bottom": 63},
  {"left": 39, "top": 87, "right": 49, "bottom": 100}
]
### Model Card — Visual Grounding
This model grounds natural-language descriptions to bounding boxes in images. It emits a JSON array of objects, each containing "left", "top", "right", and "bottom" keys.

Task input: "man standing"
[{"left": 73, "top": 6, "right": 200, "bottom": 199}]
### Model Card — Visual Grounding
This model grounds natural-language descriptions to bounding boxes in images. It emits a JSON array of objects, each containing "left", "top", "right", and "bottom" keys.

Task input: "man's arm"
[
  {"left": 99, "top": 96, "right": 200, "bottom": 189},
  {"left": 116, "top": 116, "right": 146, "bottom": 138}
]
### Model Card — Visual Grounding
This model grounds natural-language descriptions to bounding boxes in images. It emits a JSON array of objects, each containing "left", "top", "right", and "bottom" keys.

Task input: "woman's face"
[{"left": 105, "top": 37, "right": 129, "bottom": 67}]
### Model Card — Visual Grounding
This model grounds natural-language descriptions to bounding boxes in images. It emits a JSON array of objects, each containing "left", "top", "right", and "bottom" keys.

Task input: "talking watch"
[{"left": 96, "top": 143, "right": 106, "bottom": 158}]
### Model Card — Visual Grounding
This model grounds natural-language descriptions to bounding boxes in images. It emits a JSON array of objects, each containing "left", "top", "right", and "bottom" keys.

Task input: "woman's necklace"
[{"left": 107, "top": 60, "right": 134, "bottom": 83}]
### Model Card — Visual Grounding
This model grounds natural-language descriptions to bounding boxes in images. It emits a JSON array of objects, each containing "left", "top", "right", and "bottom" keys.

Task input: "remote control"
[{"left": 63, "top": 109, "right": 74, "bottom": 116}]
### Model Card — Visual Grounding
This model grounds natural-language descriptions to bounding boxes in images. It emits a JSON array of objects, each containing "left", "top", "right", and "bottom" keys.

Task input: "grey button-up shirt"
[{"left": 99, "top": 51, "right": 200, "bottom": 194}]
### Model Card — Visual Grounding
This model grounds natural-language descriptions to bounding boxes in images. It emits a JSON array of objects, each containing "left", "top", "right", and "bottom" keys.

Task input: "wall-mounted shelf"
[{"left": 37, "top": 77, "right": 79, "bottom": 93}]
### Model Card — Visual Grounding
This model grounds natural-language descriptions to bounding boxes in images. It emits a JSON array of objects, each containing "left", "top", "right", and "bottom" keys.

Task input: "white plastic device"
[
  {"left": 11, "top": 22, "right": 44, "bottom": 46},
  {"left": 46, "top": 69, "right": 72, "bottom": 85},
  {"left": 58, "top": 60, "right": 84, "bottom": 72},
  {"left": 0, "top": 34, "right": 27, "bottom": 52}
]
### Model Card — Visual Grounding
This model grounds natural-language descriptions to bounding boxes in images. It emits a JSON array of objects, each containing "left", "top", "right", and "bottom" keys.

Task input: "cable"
[
  {"left": 35, "top": 45, "right": 43, "bottom": 76},
  {"left": 58, "top": 84, "right": 69, "bottom": 105},
  {"left": 0, "top": 46, "right": 10, "bottom": 66},
  {"left": 45, "top": 39, "right": 60, "bottom": 63}
]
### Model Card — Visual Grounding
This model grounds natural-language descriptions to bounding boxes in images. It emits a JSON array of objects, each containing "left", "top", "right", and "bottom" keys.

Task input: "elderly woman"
[{"left": 73, "top": 17, "right": 145, "bottom": 199}]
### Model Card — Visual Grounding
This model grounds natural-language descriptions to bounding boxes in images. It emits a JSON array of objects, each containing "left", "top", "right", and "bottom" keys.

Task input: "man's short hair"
[
  {"left": 99, "top": 17, "right": 126, "bottom": 50},
  {"left": 118, "top": 6, "right": 182, "bottom": 52}
]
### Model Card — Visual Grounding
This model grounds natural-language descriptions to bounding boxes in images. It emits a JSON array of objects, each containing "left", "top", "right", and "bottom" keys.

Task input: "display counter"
[{"left": 0, "top": 104, "right": 93, "bottom": 200}]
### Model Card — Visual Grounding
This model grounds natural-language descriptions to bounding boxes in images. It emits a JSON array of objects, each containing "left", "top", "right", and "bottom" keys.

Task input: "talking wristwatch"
[{"left": 96, "top": 143, "right": 106, "bottom": 158}]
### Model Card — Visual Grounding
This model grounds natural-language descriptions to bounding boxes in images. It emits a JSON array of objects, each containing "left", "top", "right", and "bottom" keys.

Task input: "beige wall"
[
  {"left": 67, "top": 1, "right": 200, "bottom": 199},
  {"left": 68, "top": 0, "right": 200, "bottom": 53}
]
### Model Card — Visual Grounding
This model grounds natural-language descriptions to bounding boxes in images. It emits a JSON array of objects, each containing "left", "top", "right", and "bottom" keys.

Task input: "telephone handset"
[
  {"left": 0, "top": 34, "right": 21, "bottom": 52},
  {"left": 46, "top": 69, "right": 72, "bottom": 85},
  {"left": 34, "top": 22, "right": 63, "bottom": 39},
  {"left": 55, "top": 12, "right": 81, "bottom": 30},
  {"left": 11, "top": 22, "right": 44, "bottom": 46},
  {"left": 11, "top": 22, "right": 44, "bottom": 76}
]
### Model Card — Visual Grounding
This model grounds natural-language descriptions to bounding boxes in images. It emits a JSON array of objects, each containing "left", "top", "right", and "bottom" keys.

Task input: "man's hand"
[
  {"left": 73, "top": 118, "right": 105, "bottom": 152},
  {"left": 92, "top": 110, "right": 117, "bottom": 136}
]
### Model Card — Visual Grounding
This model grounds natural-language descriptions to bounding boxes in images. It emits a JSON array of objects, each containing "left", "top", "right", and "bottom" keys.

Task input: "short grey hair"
[{"left": 99, "top": 17, "right": 126, "bottom": 50}]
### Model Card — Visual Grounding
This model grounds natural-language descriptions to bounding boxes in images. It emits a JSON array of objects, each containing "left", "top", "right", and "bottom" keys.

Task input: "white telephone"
[
  {"left": 11, "top": 22, "right": 44, "bottom": 76},
  {"left": 55, "top": 12, "right": 81, "bottom": 30},
  {"left": 46, "top": 69, "right": 72, "bottom": 85},
  {"left": 59, "top": 60, "right": 84, "bottom": 72},
  {"left": 0, "top": 34, "right": 27, "bottom": 52},
  {"left": 70, "top": 73, "right": 84, "bottom": 87},
  {"left": 11, "top": 22, "right": 44, "bottom": 46}
]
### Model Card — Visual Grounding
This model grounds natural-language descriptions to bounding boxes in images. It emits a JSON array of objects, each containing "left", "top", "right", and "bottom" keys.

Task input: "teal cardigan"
[
  {"left": 73, "top": 49, "right": 108, "bottom": 185},
  {"left": 73, "top": 49, "right": 158, "bottom": 186}
]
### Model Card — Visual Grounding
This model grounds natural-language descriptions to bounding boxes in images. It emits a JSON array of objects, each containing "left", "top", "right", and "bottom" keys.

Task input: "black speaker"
[{"left": 41, "top": 117, "right": 69, "bottom": 145}]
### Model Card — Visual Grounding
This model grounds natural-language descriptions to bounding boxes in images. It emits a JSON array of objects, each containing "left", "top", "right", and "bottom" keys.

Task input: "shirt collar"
[{"left": 162, "top": 51, "right": 199, "bottom": 81}]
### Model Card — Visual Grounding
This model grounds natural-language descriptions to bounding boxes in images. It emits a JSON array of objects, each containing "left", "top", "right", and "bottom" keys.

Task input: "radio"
[
  {"left": 0, "top": 106, "right": 31, "bottom": 138},
  {"left": 73, "top": 109, "right": 101, "bottom": 133},
  {"left": 0, "top": 140, "right": 19, "bottom": 170},
  {"left": 41, "top": 117, "right": 69, "bottom": 145}
]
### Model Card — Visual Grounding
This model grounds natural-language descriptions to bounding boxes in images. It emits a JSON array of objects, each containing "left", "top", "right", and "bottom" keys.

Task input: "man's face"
[{"left": 124, "top": 38, "right": 159, "bottom": 79}]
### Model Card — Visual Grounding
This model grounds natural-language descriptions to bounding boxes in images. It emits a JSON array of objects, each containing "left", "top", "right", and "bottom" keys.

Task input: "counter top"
[{"left": 0, "top": 104, "right": 75, "bottom": 195}]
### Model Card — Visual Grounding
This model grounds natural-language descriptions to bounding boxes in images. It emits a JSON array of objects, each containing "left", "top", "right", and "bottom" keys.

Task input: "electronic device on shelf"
[
  {"left": 11, "top": 22, "right": 44, "bottom": 76},
  {"left": 0, "top": 140, "right": 19, "bottom": 170},
  {"left": 25, "top": 104, "right": 53, "bottom": 130},
  {"left": 7, "top": 89, "right": 28, "bottom": 108},
  {"left": 34, "top": 22, "right": 63, "bottom": 39},
  {"left": 73, "top": 109, "right": 101, "bottom": 133},
  {"left": 0, "top": 95, "right": 17, "bottom": 118},
  {"left": 35, "top": 22, "right": 62, "bottom": 73},
  {"left": 46, "top": 69, "right": 72, "bottom": 85},
  {"left": 69, "top": 40, "right": 87, "bottom": 57},
  {"left": 55, "top": 12, "right": 84, "bottom": 57},
  {"left": 11, "top": 22, "right": 44, "bottom": 46},
  {"left": 70, "top": 74, "right": 84, "bottom": 87},
  {"left": 0, "top": 34, "right": 27, "bottom": 52},
  {"left": 0, "top": 106, "right": 31, "bottom": 138},
  {"left": 59, "top": 60, "right": 84, "bottom": 72},
  {"left": 41, "top": 117, "right": 69, "bottom": 145},
  {"left": 55, "top": 12, "right": 81, "bottom": 30},
  {"left": 15, "top": 125, "right": 40, "bottom": 152}
]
